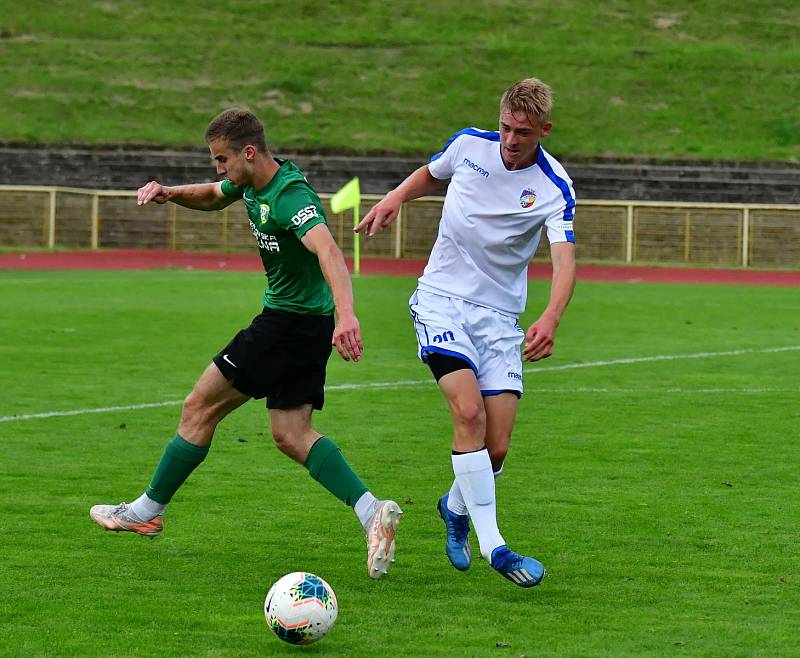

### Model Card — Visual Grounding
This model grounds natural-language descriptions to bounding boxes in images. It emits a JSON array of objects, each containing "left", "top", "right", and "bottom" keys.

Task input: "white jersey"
[{"left": 419, "top": 127, "right": 576, "bottom": 316}]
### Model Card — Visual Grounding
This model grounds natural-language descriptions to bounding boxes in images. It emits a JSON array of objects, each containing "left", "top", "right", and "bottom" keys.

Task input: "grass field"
[
  {"left": 2, "top": 1, "right": 799, "bottom": 160},
  {"left": 1, "top": 270, "right": 799, "bottom": 657}
]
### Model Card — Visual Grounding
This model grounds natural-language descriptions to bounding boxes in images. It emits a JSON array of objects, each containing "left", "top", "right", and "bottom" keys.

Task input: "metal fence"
[{"left": 1, "top": 185, "right": 799, "bottom": 268}]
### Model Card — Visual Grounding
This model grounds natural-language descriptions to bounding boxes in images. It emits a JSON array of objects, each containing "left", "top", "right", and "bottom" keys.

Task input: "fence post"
[
  {"left": 169, "top": 204, "right": 177, "bottom": 250},
  {"left": 684, "top": 210, "right": 691, "bottom": 262},
  {"left": 222, "top": 207, "right": 229, "bottom": 250},
  {"left": 394, "top": 204, "right": 403, "bottom": 258},
  {"left": 741, "top": 207, "right": 750, "bottom": 268},
  {"left": 91, "top": 194, "right": 100, "bottom": 249},
  {"left": 48, "top": 189, "right": 57, "bottom": 249},
  {"left": 625, "top": 204, "right": 634, "bottom": 263}
]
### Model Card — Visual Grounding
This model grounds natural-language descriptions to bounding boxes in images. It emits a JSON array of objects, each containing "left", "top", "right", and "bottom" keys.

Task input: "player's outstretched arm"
[
  {"left": 301, "top": 224, "right": 363, "bottom": 363},
  {"left": 523, "top": 241, "right": 576, "bottom": 362},
  {"left": 355, "top": 165, "right": 447, "bottom": 237},
  {"left": 136, "top": 180, "right": 235, "bottom": 211}
]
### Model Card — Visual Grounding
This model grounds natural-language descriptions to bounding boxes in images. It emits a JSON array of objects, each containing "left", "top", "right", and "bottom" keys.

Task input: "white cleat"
[
  {"left": 89, "top": 502, "right": 163, "bottom": 537},
  {"left": 366, "top": 500, "right": 402, "bottom": 579}
]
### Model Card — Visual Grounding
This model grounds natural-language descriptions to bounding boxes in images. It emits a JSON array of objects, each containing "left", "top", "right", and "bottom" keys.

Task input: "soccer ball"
[{"left": 264, "top": 572, "right": 338, "bottom": 645}]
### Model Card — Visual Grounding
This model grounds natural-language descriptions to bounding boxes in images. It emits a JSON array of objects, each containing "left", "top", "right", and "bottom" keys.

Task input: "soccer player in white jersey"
[{"left": 355, "top": 78, "right": 576, "bottom": 588}]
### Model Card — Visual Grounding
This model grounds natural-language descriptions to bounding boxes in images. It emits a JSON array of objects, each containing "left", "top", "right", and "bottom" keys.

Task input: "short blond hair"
[{"left": 500, "top": 78, "right": 553, "bottom": 126}]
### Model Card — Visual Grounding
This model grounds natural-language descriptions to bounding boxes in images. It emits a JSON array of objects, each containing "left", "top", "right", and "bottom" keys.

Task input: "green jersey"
[{"left": 221, "top": 160, "right": 334, "bottom": 315}]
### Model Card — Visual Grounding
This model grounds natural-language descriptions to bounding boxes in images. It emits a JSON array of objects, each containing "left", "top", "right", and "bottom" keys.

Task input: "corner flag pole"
[
  {"left": 353, "top": 203, "right": 361, "bottom": 276},
  {"left": 330, "top": 177, "right": 362, "bottom": 277}
]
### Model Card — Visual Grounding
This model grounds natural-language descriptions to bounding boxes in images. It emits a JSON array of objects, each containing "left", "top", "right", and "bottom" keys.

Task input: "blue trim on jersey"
[
  {"left": 430, "top": 128, "right": 501, "bottom": 162},
  {"left": 420, "top": 346, "right": 478, "bottom": 374},
  {"left": 537, "top": 147, "right": 576, "bottom": 226},
  {"left": 481, "top": 389, "right": 522, "bottom": 399}
]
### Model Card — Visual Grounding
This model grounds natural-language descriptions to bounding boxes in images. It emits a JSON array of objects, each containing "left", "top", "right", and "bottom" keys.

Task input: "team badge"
[
  {"left": 260, "top": 203, "right": 270, "bottom": 223},
  {"left": 519, "top": 188, "right": 536, "bottom": 208}
]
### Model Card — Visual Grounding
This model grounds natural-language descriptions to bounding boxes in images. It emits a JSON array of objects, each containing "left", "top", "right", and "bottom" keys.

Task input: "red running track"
[{"left": 0, "top": 249, "right": 799, "bottom": 286}]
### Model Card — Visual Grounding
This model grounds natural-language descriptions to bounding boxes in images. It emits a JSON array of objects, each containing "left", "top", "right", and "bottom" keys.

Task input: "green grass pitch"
[{"left": 1, "top": 270, "right": 799, "bottom": 656}]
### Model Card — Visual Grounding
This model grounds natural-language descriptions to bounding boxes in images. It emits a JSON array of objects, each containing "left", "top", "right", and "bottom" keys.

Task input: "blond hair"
[{"left": 500, "top": 78, "right": 553, "bottom": 126}]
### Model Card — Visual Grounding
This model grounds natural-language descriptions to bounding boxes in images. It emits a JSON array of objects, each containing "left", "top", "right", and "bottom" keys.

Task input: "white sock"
[
  {"left": 447, "top": 481, "right": 468, "bottom": 515},
  {"left": 354, "top": 491, "right": 378, "bottom": 530},
  {"left": 447, "top": 461, "right": 504, "bottom": 516},
  {"left": 451, "top": 449, "right": 504, "bottom": 559},
  {"left": 129, "top": 493, "right": 165, "bottom": 521}
]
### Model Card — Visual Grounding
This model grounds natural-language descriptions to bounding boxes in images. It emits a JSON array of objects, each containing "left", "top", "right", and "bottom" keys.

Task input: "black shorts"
[{"left": 213, "top": 308, "right": 334, "bottom": 410}]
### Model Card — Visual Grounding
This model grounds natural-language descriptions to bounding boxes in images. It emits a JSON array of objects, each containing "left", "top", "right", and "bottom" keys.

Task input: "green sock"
[
  {"left": 304, "top": 436, "right": 369, "bottom": 507},
  {"left": 146, "top": 434, "right": 210, "bottom": 504}
]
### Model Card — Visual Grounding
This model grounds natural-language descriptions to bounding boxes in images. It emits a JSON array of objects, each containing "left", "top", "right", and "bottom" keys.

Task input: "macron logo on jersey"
[{"left": 463, "top": 158, "right": 489, "bottom": 178}]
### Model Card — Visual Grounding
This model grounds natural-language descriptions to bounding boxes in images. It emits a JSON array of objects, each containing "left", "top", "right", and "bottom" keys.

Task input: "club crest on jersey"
[
  {"left": 260, "top": 204, "right": 270, "bottom": 223},
  {"left": 520, "top": 188, "right": 536, "bottom": 208}
]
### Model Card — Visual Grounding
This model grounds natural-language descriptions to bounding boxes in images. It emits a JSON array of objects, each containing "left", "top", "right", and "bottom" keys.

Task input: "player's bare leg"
[
  {"left": 438, "top": 371, "right": 544, "bottom": 586},
  {"left": 90, "top": 364, "right": 249, "bottom": 535},
  {"left": 271, "top": 406, "right": 403, "bottom": 579}
]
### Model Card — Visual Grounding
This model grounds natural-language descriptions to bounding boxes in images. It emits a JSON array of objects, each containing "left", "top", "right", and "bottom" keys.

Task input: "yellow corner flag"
[
  {"left": 330, "top": 177, "right": 362, "bottom": 276},
  {"left": 330, "top": 177, "right": 360, "bottom": 213}
]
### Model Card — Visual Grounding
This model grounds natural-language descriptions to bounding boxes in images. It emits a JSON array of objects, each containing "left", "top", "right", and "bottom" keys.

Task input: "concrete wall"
[{"left": 1, "top": 144, "right": 798, "bottom": 204}]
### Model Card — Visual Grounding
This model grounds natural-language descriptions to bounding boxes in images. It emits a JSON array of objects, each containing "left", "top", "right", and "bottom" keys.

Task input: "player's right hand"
[
  {"left": 354, "top": 195, "right": 402, "bottom": 236},
  {"left": 137, "top": 181, "right": 170, "bottom": 205},
  {"left": 332, "top": 312, "right": 363, "bottom": 363}
]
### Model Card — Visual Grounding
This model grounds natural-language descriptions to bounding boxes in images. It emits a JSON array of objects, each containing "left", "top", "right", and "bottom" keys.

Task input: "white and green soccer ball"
[{"left": 264, "top": 572, "right": 338, "bottom": 645}]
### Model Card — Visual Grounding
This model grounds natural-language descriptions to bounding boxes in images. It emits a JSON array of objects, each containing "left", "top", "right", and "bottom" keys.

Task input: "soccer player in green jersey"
[{"left": 90, "top": 109, "right": 402, "bottom": 580}]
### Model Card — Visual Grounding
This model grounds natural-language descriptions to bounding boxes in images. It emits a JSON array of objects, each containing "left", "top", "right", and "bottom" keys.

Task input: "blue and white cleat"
[
  {"left": 437, "top": 494, "right": 471, "bottom": 571},
  {"left": 490, "top": 545, "right": 545, "bottom": 588}
]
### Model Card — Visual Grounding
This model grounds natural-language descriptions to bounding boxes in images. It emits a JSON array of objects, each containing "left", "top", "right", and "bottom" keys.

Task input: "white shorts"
[{"left": 409, "top": 288, "right": 524, "bottom": 396}]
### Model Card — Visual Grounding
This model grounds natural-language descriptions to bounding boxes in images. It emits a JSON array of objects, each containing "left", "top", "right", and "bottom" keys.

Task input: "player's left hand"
[
  {"left": 523, "top": 315, "right": 558, "bottom": 361},
  {"left": 333, "top": 313, "right": 363, "bottom": 362}
]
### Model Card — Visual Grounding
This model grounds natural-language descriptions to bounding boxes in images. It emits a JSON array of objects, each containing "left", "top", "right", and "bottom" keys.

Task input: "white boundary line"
[
  {"left": 2, "top": 345, "right": 798, "bottom": 424},
  {"left": 523, "top": 344, "right": 800, "bottom": 372},
  {"left": 0, "top": 400, "right": 184, "bottom": 423}
]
